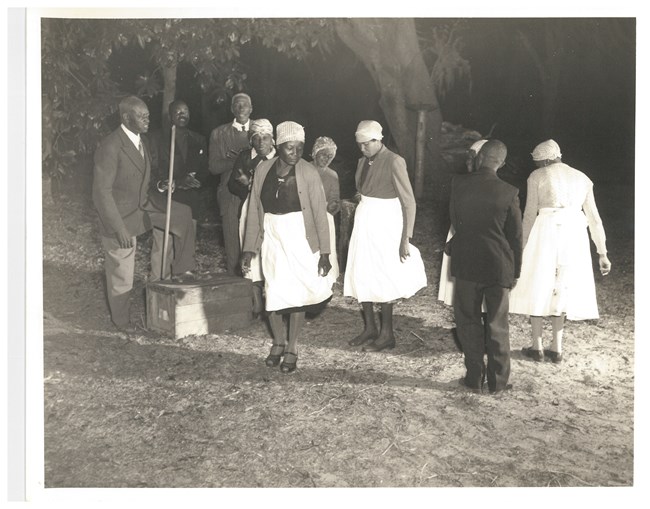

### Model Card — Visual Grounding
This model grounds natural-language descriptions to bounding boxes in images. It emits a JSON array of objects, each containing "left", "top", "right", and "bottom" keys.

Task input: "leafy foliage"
[
  {"left": 418, "top": 21, "right": 471, "bottom": 100},
  {"left": 41, "top": 18, "right": 123, "bottom": 179}
]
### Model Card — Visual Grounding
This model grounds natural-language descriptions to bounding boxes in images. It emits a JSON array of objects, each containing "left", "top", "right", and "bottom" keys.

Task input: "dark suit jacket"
[
  {"left": 92, "top": 126, "right": 166, "bottom": 238},
  {"left": 146, "top": 127, "right": 208, "bottom": 218},
  {"left": 449, "top": 168, "right": 523, "bottom": 288}
]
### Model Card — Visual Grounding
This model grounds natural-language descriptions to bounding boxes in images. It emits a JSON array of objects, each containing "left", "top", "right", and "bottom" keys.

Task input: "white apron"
[
  {"left": 239, "top": 195, "right": 263, "bottom": 283},
  {"left": 344, "top": 195, "right": 427, "bottom": 302},
  {"left": 262, "top": 211, "right": 334, "bottom": 312}
]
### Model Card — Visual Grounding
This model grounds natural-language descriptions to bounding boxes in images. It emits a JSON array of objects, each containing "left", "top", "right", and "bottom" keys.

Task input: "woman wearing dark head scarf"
[{"left": 242, "top": 121, "right": 334, "bottom": 373}]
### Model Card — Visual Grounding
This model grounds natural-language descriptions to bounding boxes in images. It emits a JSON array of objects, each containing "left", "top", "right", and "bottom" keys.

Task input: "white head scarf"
[
  {"left": 355, "top": 120, "right": 383, "bottom": 143},
  {"left": 531, "top": 139, "right": 562, "bottom": 161},
  {"left": 469, "top": 139, "right": 489, "bottom": 154}
]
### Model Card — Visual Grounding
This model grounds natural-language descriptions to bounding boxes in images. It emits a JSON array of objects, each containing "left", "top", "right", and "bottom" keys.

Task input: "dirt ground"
[{"left": 41, "top": 168, "right": 636, "bottom": 492}]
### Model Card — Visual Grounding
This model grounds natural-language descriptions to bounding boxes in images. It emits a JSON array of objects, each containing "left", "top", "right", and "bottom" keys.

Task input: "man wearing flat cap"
[{"left": 209, "top": 92, "right": 254, "bottom": 275}]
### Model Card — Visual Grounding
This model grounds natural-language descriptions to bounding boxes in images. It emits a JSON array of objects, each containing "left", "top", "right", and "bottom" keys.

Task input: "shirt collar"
[
  {"left": 232, "top": 119, "right": 250, "bottom": 132},
  {"left": 121, "top": 124, "right": 141, "bottom": 148}
]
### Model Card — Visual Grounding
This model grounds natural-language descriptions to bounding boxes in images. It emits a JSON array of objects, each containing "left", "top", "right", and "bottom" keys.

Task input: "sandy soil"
[{"left": 39, "top": 168, "right": 636, "bottom": 493}]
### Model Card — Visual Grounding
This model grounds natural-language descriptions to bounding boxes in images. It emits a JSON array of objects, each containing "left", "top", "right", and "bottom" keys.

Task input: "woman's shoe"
[
  {"left": 265, "top": 345, "right": 285, "bottom": 367},
  {"left": 521, "top": 347, "right": 544, "bottom": 362},
  {"left": 280, "top": 352, "right": 298, "bottom": 374},
  {"left": 544, "top": 349, "right": 563, "bottom": 364}
]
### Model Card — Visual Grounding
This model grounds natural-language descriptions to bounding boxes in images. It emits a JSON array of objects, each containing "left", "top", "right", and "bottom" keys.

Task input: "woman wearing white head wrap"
[
  {"left": 344, "top": 121, "right": 427, "bottom": 352},
  {"left": 311, "top": 136, "right": 341, "bottom": 281},
  {"left": 227, "top": 119, "right": 276, "bottom": 315},
  {"left": 510, "top": 139, "right": 612, "bottom": 363},
  {"left": 241, "top": 121, "right": 334, "bottom": 373}
]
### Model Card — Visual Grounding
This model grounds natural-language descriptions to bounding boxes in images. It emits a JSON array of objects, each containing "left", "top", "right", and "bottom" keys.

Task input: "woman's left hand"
[
  {"left": 399, "top": 237, "right": 410, "bottom": 262},
  {"left": 318, "top": 254, "right": 332, "bottom": 277}
]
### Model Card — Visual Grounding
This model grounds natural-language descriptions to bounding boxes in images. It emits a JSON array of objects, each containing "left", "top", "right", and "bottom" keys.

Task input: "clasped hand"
[
  {"left": 157, "top": 179, "right": 176, "bottom": 193},
  {"left": 177, "top": 173, "right": 201, "bottom": 190}
]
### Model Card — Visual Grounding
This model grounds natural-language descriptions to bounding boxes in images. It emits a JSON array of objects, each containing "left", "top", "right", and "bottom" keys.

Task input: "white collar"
[
  {"left": 232, "top": 119, "right": 250, "bottom": 132},
  {"left": 121, "top": 124, "right": 141, "bottom": 148}
]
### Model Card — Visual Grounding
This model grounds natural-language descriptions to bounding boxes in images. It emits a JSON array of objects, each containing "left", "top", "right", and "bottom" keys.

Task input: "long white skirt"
[
  {"left": 262, "top": 212, "right": 334, "bottom": 312},
  {"left": 437, "top": 227, "right": 455, "bottom": 306},
  {"left": 509, "top": 207, "right": 599, "bottom": 320},
  {"left": 239, "top": 195, "right": 263, "bottom": 283},
  {"left": 344, "top": 195, "right": 427, "bottom": 302},
  {"left": 327, "top": 212, "right": 340, "bottom": 282}
]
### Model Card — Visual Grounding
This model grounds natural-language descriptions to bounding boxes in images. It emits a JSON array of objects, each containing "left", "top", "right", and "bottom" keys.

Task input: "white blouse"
[{"left": 523, "top": 162, "right": 607, "bottom": 254}]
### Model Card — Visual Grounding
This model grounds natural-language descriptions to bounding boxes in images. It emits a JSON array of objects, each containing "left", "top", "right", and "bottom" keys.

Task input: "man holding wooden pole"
[{"left": 92, "top": 96, "right": 198, "bottom": 336}]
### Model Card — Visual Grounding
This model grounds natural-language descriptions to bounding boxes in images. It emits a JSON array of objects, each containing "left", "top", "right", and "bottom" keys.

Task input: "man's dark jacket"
[{"left": 449, "top": 168, "right": 523, "bottom": 288}]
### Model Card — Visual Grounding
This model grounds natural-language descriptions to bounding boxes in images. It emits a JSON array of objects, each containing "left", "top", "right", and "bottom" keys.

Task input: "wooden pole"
[
  {"left": 161, "top": 124, "right": 176, "bottom": 280},
  {"left": 406, "top": 103, "right": 436, "bottom": 201},
  {"left": 414, "top": 110, "right": 427, "bottom": 199}
]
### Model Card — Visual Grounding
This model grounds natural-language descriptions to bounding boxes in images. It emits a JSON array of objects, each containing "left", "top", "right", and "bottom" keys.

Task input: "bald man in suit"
[
  {"left": 92, "top": 96, "right": 197, "bottom": 334},
  {"left": 449, "top": 139, "right": 522, "bottom": 394}
]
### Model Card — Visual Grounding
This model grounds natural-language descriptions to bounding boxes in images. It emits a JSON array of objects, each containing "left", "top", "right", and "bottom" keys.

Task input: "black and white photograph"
[{"left": 4, "top": 2, "right": 648, "bottom": 505}]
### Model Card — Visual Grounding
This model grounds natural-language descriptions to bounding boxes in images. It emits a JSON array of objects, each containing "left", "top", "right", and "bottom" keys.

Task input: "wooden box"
[{"left": 146, "top": 274, "right": 253, "bottom": 338}]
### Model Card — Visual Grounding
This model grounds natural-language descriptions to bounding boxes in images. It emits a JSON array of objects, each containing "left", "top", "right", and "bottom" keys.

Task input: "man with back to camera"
[{"left": 448, "top": 139, "right": 523, "bottom": 394}]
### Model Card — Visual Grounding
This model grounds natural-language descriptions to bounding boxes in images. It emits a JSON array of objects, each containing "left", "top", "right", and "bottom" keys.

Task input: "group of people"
[
  {"left": 92, "top": 93, "right": 611, "bottom": 390},
  {"left": 440, "top": 138, "right": 611, "bottom": 393}
]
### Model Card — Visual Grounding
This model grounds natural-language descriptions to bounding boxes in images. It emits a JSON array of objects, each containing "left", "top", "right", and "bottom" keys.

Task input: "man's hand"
[
  {"left": 157, "top": 179, "right": 176, "bottom": 193},
  {"left": 115, "top": 227, "right": 133, "bottom": 249},
  {"left": 599, "top": 254, "right": 612, "bottom": 276},
  {"left": 327, "top": 199, "right": 340, "bottom": 215},
  {"left": 240, "top": 251, "right": 254, "bottom": 274},
  {"left": 399, "top": 237, "right": 410, "bottom": 262},
  {"left": 178, "top": 173, "right": 201, "bottom": 190},
  {"left": 226, "top": 148, "right": 240, "bottom": 160},
  {"left": 318, "top": 254, "right": 332, "bottom": 277}
]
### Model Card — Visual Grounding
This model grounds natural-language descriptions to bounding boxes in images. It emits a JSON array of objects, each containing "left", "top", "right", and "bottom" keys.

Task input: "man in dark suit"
[
  {"left": 449, "top": 139, "right": 523, "bottom": 394},
  {"left": 92, "top": 96, "right": 197, "bottom": 334},
  {"left": 147, "top": 99, "right": 208, "bottom": 280}
]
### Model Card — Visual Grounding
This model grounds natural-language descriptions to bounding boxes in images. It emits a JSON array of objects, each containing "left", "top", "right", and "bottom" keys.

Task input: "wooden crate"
[{"left": 146, "top": 273, "right": 253, "bottom": 338}]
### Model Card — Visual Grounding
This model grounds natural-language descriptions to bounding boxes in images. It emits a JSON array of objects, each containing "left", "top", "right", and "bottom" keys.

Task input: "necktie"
[{"left": 138, "top": 140, "right": 145, "bottom": 159}]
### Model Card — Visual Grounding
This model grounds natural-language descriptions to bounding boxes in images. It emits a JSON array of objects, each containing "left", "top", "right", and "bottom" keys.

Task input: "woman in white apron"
[
  {"left": 344, "top": 121, "right": 427, "bottom": 352},
  {"left": 242, "top": 121, "right": 334, "bottom": 373},
  {"left": 509, "top": 140, "right": 611, "bottom": 363},
  {"left": 228, "top": 119, "right": 276, "bottom": 315}
]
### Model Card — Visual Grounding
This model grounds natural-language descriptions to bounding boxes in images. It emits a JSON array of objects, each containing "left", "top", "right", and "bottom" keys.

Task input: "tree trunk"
[{"left": 334, "top": 19, "right": 445, "bottom": 202}]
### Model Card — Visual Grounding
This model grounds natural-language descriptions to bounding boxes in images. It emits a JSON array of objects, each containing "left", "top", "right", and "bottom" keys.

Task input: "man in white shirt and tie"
[
  {"left": 208, "top": 93, "right": 254, "bottom": 275},
  {"left": 92, "top": 96, "right": 197, "bottom": 335}
]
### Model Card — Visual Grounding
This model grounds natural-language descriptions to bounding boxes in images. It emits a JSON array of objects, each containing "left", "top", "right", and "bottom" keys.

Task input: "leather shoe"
[
  {"left": 544, "top": 349, "right": 563, "bottom": 364},
  {"left": 112, "top": 321, "right": 139, "bottom": 339},
  {"left": 458, "top": 377, "right": 482, "bottom": 394},
  {"left": 362, "top": 337, "right": 396, "bottom": 352},
  {"left": 489, "top": 383, "right": 513, "bottom": 395},
  {"left": 348, "top": 331, "right": 378, "bottom": 346},
  {"left": 521, "top": 347, "right": 544, "bottom": 362}
]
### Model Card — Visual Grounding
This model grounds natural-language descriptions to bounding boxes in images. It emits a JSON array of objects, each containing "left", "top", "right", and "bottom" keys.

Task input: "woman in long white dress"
[{"left": 509, "top": 139, "right": 611, "bottom": 363}]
